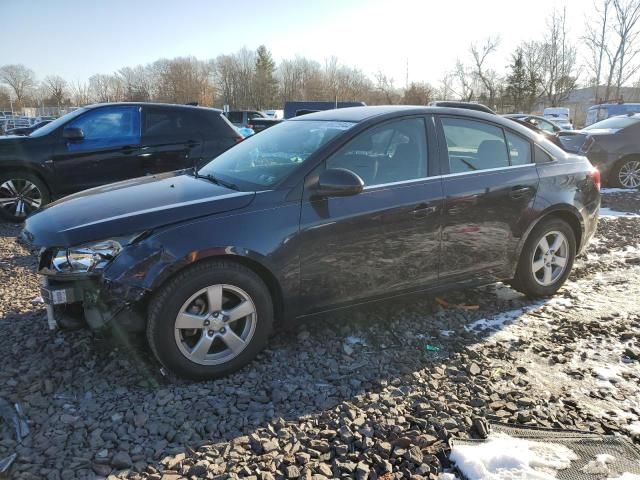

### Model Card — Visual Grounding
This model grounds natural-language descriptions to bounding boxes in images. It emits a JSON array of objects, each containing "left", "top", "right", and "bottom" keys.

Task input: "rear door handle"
[
  {"left": 412, "top": 204, "right": 437, "bottom": 218},
  {"left": 510, "top": 186, "right": 532, "bottom": 199}
]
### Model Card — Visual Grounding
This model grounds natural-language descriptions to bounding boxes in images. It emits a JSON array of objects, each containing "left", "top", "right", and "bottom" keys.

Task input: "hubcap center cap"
[{"left": 207, "top": 317, "right": 225, "bottom": 331}]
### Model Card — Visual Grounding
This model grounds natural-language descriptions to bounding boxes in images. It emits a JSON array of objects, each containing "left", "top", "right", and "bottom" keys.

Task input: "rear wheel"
[
  {"left": 511, "top": 218, "right": 576, "bottom": 297},
  {"left": 609, "top": 157, "right": 640, "bottom": 189},
  {"left": 146, "top": 260, "right": 273, "bottom": 380},
  {"left": 0, "top": 171, "right": 49, "bottom": 222}
]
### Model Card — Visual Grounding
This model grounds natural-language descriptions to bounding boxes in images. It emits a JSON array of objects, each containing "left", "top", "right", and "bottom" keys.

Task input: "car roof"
[
  {"left": 290, "top": 105, "right": 518, "bottom": 127},
  {"left": 85, "top": 102, "right": 222, "bottom": 113}
]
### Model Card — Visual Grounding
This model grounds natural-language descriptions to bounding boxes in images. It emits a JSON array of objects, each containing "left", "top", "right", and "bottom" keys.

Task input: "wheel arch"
[
  {"left": 147, "top": 251, "right": 285, "bottom": 326},
  {"left": 611, "top": 153, "right": 640, "bottom": 186},
  {"left": 512, "top": 206, "right": 584, "bottom": 277},
  {"left": 0, "top": 165, "right": 52, "bottom": 196}
]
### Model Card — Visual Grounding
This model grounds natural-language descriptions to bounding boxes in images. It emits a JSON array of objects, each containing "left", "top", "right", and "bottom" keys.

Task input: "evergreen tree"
[
  {"left": 253, "top": 45, "right": 278, "bottom": 109},
  {"left": 505, "top": 49, "right": 528, "bottom": 112}
]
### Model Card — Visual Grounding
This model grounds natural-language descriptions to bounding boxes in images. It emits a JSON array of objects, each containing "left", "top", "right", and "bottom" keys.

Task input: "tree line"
[{"left": 1, "top": 0, "right": 639, "bottom": 114}]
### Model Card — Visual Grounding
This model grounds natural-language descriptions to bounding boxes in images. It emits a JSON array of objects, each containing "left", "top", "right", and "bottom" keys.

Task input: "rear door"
[
  {"left": 298, "top": 116, "right": 444, "bottom": 313},
  {"left": 140, "top": 107, "right": 203, "bottom": 175},
  {"left": 436, "top": 116, "right": 539, "bottom": 279},
  {"left": 52, "top": 105, "right": 142, "bottom": 193}
]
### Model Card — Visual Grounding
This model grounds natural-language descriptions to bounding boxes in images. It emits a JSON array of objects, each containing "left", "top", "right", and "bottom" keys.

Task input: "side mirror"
[
  {"left": 63, "top": 127, "right": 84, "bottom": 142},
  {"left": 313, "top": 168, "right": 364, "bottom": 198}
]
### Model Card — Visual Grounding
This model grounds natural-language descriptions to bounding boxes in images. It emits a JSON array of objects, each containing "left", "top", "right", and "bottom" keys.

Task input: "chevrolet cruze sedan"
[{"left": 22, "top": 106, "right": 600, "bottom": 380}]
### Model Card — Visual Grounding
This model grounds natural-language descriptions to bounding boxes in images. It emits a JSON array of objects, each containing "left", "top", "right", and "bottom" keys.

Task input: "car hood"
[{"left": 22, "top": 172, "right": 255, "bottom": 248}]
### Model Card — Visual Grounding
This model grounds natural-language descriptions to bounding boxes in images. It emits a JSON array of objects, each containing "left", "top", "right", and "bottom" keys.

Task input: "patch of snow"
[
  {"left": 440, "top": 330, "right": 454, "bottom": 337},
  {"left": 625, "top": 421, "right": 640, "bottom": 436},
  {"left": 449, "top": 433, "right": 578, "bottom": 480},
  {"left": 601, "top": 187, "right": 640, "bottom": 194},
  {"left": 594, "top": 365, "right": 622, "bottom": 382},
  {"left": 438, "top": 473, "right": 460, "bottom": 480},
  {"left": 30, "top": 296, "right": 44, "bottom": 305},
  {"left": 600, "top": 207, "right": 640, "bottom": 218},
  {"left": 607, "top": 474, "right": 640, "bottom": 480},
  {"left": 464, "top": 303, "right": 543, "bottom": 333},
  {"left": 582, "top": 453, "right": 615, "bottom": 474},
  {"left": 344, "top": 335, "right": 367, "bottom": 346}
]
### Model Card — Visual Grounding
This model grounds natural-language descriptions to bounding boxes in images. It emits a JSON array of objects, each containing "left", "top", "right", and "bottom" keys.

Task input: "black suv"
[
  {"left": 0, "top": 103, "right": 241, "bottom": 221},
  {"left": 23, "top": 106, "right": 600, "bottom": 380}
]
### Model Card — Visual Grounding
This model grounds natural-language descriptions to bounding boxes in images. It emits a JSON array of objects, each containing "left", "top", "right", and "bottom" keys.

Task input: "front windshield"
[
  {"left": 29, "top": 108, "right": 88, "bottom": 137},
  {"left": 584, "top": 115, "right": 640, "bottom": 131},
  {"left": 198, "top": 119, "right": 355, "bottom": 189}
]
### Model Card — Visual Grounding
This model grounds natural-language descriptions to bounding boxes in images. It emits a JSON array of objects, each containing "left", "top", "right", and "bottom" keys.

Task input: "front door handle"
[{"left": 510, "top": 186, "right": 532, "bottom": 199}]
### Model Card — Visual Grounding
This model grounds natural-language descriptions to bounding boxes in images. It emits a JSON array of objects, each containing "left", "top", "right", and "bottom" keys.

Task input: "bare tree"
[
  {"left": 612, "top": 0, "right": 640, "bottom": 97},
  {"left": 454, "top": 60, "right": 475, "bottom": 102},
  {"left": 43, "top": 75, "right": 68, "bottom": 107},
  {"left": 374, "top": 72, "right": 396, "bottom": 104},
  {"left": 540, "top": 7, "right": 579, "bottom": 106},
  {"left": 470, "top": 36, "right": 501, "bottom": 108},
  {"left": 0, "top": 64, "right": 36, "bottom": 105},
  {"left": 401, "top": 82, "right": 434, "bottom": 105},
  {"left": 583, "top": 0, "right": 613, "bottom": 101},
  {"left": 70, "top": 80, "right": 91, "bottom": 106}
]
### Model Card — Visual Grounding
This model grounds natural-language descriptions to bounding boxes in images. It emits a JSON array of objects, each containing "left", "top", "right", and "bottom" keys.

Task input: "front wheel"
[
  {"left": 609, "top": 157, "right": 640, "bottom": 189},
  {"left": 146, "top": 260, "right": 273, "bottom": 380},
  {"left": 511, "top": 218, "right": 576, "bottom": 298},
  {"left": 0, "top": 171, "right": 50, "bottom": 222}
]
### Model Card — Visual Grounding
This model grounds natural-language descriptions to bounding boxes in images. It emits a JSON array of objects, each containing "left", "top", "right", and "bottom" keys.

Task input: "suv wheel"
[
  {"left": 0, "top": 171, "right": 49, "bottom": 222},
  {"left": 610, "top": 157, "right": 640, "bottom": 189},
  {"left": 511, "top": 218, "right": 576, "bottom": 297},
  {"left": 146, "top": 260, "right": 273, "bottom": 380}
]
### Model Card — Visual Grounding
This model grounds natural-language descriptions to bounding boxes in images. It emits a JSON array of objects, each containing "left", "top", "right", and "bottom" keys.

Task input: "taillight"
[
  {"left": 589, "top": 167, "right": 601, "bottom": 191},
  {"left": 234, "top": 136, "right": 244, "bottom": 143},
  {"left": 580, "top": 135, "right": 595, "bottom": 154}
]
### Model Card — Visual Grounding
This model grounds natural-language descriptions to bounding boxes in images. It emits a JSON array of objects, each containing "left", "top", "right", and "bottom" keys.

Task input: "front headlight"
[{"left": 50, "top": 234, "right": 143, "bottom": 274}]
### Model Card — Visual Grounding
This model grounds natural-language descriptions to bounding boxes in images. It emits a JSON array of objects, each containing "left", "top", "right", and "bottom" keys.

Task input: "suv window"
[
  {"left": 327, "top": 118, "right": 428, "bottom": 186},
  {"left": 227, "top": 112, "right": 244, "bottom": 124},
  {"left": 505, "top": 131, "right": 532, "bottom": 165},
  {"left": 67, "top": 106, "right": 140, "bottom": 152},
  {"left": 143, "top": 108, "right": 200, "bottom": 138},
  {"left": 441, "top": 117, "right": 509, "bottom": 173}
]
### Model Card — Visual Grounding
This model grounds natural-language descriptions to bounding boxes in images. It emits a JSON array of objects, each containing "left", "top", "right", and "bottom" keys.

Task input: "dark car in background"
[
  {"left": 22, "top": 105, "right": 600, "bottom": 379},
  {"left": 580, "top": 113, "right": 640, "bottom": 188},
  {"left": 0, "top": 102, "right": 241, "bottom": 221},
  {"left": 4, "top": 119, "right": 52, "bottom": 136}
]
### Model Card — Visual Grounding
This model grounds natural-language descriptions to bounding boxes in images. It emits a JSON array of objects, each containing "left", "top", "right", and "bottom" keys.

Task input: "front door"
[
  {"left": 52, "top": 105, "right": 142, "bottom": 194},
  {"left": 140, "top": 107, "right": 203, "bottom": 175},
  {"left": 298, "top": 116, "right": 443, "bottom": 314},
  {"left": 436, "top": 116, "right": 539, "bottom": 279}
]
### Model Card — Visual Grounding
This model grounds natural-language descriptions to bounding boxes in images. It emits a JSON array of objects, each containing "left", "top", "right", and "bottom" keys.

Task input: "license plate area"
[{"left": 40, "top": 286, "right": 77, "bottom": 305}]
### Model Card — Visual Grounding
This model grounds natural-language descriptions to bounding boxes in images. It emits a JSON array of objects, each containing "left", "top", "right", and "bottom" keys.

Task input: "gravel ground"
[{"left": 1, "top": 190, "right": 639, "bottom": 480}]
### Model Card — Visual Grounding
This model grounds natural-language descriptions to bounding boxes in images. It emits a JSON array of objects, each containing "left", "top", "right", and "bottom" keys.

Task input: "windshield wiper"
[{"left": 193, "top": 169, "right": 240, "bottom": 191}]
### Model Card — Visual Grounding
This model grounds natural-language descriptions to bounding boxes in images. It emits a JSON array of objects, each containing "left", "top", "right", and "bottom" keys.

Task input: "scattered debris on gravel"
[{"left": 1, "top": 189, "right": 639, "bottom": 479}]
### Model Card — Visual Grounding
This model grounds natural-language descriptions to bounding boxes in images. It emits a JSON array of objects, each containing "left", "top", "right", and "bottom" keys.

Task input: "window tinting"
[
  {"left": 326, "top": 118, "right": 428, "bottom": 186},
  {"left": 441, "top": 118, "right": 509, "bottom": 173},
  {"left": 227, "top": 112, "right": 244, "bottom": 124},
  {"left": 67, "top": 106, "right": 140, "bottom": 152},
  {"left": 144, "top": 109, "right": 201, "bottom": 137},
  {"left": 505, "top": 131, "right": 532, "bottom": 165}
]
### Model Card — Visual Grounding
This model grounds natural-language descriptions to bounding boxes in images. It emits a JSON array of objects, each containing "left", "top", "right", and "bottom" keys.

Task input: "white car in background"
[{"left": 543, "top": 107, "right": 574, "bottom": 130}]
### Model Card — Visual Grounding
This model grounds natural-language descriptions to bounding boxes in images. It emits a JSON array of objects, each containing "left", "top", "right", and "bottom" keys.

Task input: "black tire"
[
  {"left": 511, "top": 218, "right": 576, "bottom": 298},
  {"left": 608, "top": 157, "right": 640, "bottom": 189},
  {"left": 0, "top": 170, "right": 50, "bottom": 223},
  {"left": 146, "top": 260, "right": 273, "bottom": 380}
]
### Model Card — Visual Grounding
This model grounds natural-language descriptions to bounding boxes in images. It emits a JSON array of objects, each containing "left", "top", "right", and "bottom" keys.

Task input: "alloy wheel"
[
  {"left": 619, "top": 160, "right": 640, "bottom": 188},
  {"left": 0, "top": 179, "right": 43, "bottom": 219},
  {"left": 174, "top": 284, "right": 257, "bottom": 366},
  {"left": 531, "top": 230, "right": 569, "bottom": 286}
]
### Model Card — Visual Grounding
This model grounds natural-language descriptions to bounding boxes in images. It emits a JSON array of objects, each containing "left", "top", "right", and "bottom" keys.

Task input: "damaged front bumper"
[{"left": 39, "top": 272, "right": 148, "bottom": 332}]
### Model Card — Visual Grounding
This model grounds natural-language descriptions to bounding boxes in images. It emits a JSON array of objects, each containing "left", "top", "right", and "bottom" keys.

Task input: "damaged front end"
[{"left": 36, "top": 234, "right": 149, "bottom": 332}]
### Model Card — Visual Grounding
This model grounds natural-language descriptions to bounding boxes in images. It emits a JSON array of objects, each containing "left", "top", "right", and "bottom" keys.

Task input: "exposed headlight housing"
[{"left": 49, "top": 234, "right": 143, "bottom": 274}]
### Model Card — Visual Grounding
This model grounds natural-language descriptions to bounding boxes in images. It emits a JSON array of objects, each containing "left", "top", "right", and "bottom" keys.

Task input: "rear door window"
[
  {"left": 143, "top": 108, "right": 202, "bottom": 140},
  {"left": 505, "top": 131, "right": 532, "bottom": 165},
  {"left": 441, "top": 117, "right": 509, "bottom": 173}
]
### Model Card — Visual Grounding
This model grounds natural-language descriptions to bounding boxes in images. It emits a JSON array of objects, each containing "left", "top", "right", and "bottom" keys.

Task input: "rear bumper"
[{"left": 580, "top": 197, "right": 600, "bottom": 255}]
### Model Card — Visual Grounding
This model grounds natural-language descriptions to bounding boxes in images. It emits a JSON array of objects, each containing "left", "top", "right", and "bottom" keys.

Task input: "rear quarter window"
[
  {"left": 534, "top": 145, "right": 554, "bottom": 164},
  {"left": 205, "top": 111, "right": 238, "bottom": 138}
]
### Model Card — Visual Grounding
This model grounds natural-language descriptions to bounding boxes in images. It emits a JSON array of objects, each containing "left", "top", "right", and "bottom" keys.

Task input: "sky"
[{"left": 1, "top": 0, "right": 591, "bottom": 87}]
